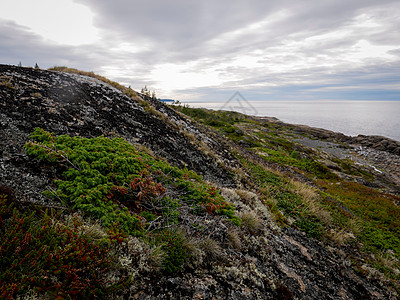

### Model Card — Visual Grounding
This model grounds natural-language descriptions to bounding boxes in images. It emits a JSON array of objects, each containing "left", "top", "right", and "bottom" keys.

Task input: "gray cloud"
[
  {"left": 0, "top": 20, "right": 97, "bottom": 69},
  {"left": 76, "top": 0, "right": 399, "bottom": 60},
  {"left": 0, "top": 20, "right": 153, "bottom": 89},
  {"left": 79, "top": 1, "right": 278, "bottom": 48},
  {"left": 1, "top": 0, "right": 399, "bottom": 101}
]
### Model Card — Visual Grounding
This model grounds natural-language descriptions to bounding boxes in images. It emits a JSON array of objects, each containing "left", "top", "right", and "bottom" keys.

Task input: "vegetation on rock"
[
  {"left": 0, "top": 194, "right": 125, "bottom": 299},
  {"left": 1, "top": 64, "right": 400, "bottom": 298},
  {"left": 174, "top": 105, "right": 400, "bottom": 285}
]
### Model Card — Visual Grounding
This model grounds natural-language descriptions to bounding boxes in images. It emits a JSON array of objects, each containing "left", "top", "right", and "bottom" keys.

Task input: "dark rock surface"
[
  {"left": 352, "top": 135, "right": 400, "bottom": 156},
  {"left": 0, "top": 64, "right": 237, "bottom": 203},
  {"left": 0, "top": 65, "right": 398, "bottom": 299}
]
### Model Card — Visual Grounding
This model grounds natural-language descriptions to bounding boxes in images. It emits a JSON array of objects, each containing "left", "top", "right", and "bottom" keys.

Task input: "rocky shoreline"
[
  {"left": 286, "top": 122, "right": 400, "bottom": 156},
  {"left": 254, "top": 116, "right": 400, "bottom": 194}
]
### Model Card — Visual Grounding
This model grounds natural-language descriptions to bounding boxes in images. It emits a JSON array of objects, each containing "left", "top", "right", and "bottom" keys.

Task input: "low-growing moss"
[{"left": 334, "top": 158, "right": 374, "bottom": 180}]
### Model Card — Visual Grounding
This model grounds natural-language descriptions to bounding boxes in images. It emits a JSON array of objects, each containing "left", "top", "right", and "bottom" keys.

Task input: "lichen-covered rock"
[{"left": 0, "top": 65, "right": 398, "bottom": 299}]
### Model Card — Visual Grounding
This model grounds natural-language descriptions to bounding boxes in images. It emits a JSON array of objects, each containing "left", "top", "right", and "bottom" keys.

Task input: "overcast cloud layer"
[{"left": 1, "top": 0, "right": 399, "bottom": 101}]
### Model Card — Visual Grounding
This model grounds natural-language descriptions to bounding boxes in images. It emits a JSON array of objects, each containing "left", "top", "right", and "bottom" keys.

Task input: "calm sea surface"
[{"left": 184, "top": 100, "right": 400, "bottom": 142}]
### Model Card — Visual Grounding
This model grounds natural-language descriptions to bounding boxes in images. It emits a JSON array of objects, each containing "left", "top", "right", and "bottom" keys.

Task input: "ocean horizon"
[{"left": 182, "top": 100, "right": 400, "bottom": 142}]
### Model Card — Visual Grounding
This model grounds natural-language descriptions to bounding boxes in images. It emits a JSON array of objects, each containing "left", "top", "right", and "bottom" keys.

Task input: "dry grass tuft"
[
  {"left": 49, "top": 66, "right": 139, "bottom": 100},
  {"left": 31, "top": 92, "right": 42, "bottom": 98},
  {"left": 124, "top": 236, "right": 165, "bottom": 272},
  {"left": 199, "top": 238, "right": 222, "bottom": 259},
  {"left": 240, "top": 211, "right": 262, "bottom": 234},
  {"left": 348, "top": 218, "right": 362, "bottom": 235},
  {"left": 227, "top": 230, "right": 242, "bottom": 250},
  {"left": 327, "top": 229, "right": 353, "bottom": 246},
  {"left": 0, "top": 76, "right": 13, "bottom": 89},
  {"left": 236, "top": 189, "right": 258, "bottom": 205},
  {"left": 63, "top": 213, "right": 107, "bottom": 241},
  {"left": 134, "top": 143, "right": 156, "bottom": 157},
  {"left": 376, "top": 250, "right": 400, "bottom": 274},
  {"left": 290, "top": 180, "right": 332, "bottom": 225},
  {"left": 260, "top": 185, "right": 280, "bottom": 201}
]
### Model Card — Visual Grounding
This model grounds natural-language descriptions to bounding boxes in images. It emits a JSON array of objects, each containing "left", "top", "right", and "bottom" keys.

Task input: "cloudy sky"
[{"left": 1, "top": 0, "right": 399, "bottom": 102}]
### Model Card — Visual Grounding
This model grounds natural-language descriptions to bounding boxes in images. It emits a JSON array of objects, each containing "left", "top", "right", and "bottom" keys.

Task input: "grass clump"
[
  {"left": 150, "top": 228, "right": 194, "bottom": 274},
  {"left": 0, "top": 76, "right": 14, "bottom": 89}
]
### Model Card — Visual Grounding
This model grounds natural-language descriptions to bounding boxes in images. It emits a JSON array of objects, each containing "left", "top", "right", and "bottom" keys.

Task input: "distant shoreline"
[{"left": 182, "top": 100, "right": 400, "bottom": 142}]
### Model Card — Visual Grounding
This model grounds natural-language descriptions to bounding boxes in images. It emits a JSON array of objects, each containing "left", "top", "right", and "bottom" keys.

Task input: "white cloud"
[
  {"left": 150, "top": 63, "right": 221, "bottom": 92},
  {"left": 345, "top": 40, "right": 397, "bottom": 62},
  {"left": 0, "top": 0, "right": 100, "bottom": 45}
]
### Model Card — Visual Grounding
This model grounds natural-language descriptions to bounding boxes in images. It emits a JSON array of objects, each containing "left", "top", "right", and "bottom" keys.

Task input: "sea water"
[{"left": 184, "top": 100, "right": 400, "bottom": 142}]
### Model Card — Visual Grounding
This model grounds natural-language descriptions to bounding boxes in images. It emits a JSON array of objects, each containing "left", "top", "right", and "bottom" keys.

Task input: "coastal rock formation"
[
  {"left": 289, "top": 123, "right": 400, "bottom": 156},
  {"left": 1, "top": 65, "right": 399, "bottom": 299},
  {"left": 352, "top": 135, "right": 400, "bottom": 155}
]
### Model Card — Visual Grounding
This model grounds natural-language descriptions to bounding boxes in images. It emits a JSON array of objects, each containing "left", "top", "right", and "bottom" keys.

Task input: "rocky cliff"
[{"left": 1, "top": 65, "right": 399, "bottom": 299}]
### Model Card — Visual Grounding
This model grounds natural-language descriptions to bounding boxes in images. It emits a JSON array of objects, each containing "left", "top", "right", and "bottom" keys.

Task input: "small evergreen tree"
[{"left": 141, "top": 85, "right": 148, "bottom": 96}]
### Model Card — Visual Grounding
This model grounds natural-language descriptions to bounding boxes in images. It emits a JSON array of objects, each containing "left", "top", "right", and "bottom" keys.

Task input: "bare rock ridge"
[{"left": 0, "top": 64, "right": 398, "bottom": 299}]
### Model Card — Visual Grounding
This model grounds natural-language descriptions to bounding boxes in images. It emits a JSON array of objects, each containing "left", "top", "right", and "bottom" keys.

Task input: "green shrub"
[
  {"left": 276, "top": 191, "right": 304, "bottom": 217},
  {"left": 362, "top": 225, "right": 400, "bottom": 254},
  {"left": 256, "top": 147, "right": 336, "bottom": 180},
  {"left": 25, "top": 128, "right": 240, "bottom": 235},
  {"left": 320, "top": 180, "right": 400, "bottom": 259}
]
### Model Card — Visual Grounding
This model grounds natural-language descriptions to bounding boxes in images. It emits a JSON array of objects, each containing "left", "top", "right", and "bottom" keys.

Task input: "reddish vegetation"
[{"left": 0, "top": 194, "right": 125, "bottom": 299}]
